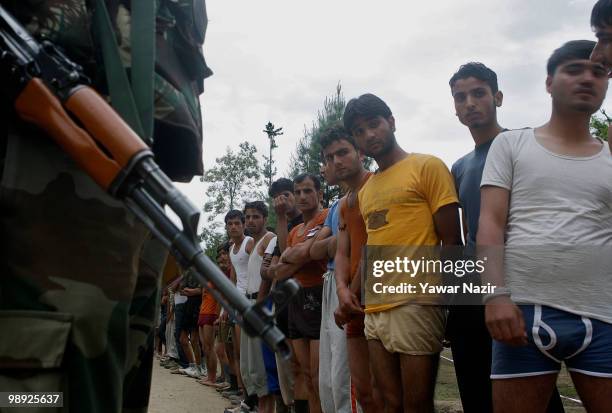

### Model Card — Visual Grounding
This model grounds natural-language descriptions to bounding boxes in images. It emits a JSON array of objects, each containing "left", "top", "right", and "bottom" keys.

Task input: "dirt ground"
[
  {"left": 148, "top": 361, "right": 230, "bottom": 413},
  {"left": 148, "top": 350, "right": 586, "bottom": 413}
]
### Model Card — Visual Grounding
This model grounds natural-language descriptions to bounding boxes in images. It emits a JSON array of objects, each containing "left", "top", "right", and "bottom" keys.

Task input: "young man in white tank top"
[
  {"left": 224, "top": 209, "right": 252, "bottom": 405},
  {"left": 240, "top": 201, "right": 278, "bottom": 413}
]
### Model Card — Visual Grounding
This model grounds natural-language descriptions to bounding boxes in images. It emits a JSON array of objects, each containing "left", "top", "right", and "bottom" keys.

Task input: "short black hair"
[
  {"left": 319, "top": 122, "right": 357, "bottom": 157},
  {"left": 449, "top": 62, "right": 499, "bottom": 94},
  {"left": 591, "top": 0, "right": 612, "bottom": 29},
  {"left": 224, "top": 209, "right": 244, "bottom": 224},
  {"left": 244, "top": 200, "right": 268, "bottom": 218},
  {"left": 216, "top": 241, "right": 230, "bottom": 255},
  {"left": 547, "top": 40, "right": 597, "bottom": 76},
  {"left": 269, "top": 177, "right": 294, "bottom": 197},
  {"left": 343, "top": 93, "right": 392, "bottom": 132},
  {"left": 294, "top": 173, "right": 321, "bottom": 191}
]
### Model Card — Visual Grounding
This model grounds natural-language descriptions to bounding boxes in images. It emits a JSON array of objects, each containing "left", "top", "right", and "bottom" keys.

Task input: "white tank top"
[
  {"left": 246, "top": 235, "right": 270, "bottom": 295},
  {"left": 230, "top": 236, "right": 252, "bottom": 294}
]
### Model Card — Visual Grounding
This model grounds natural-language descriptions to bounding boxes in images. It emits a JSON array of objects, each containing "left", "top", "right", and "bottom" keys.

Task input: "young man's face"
[
  {"left": 217, "top": 250, "right": 230, "bottom": 271},
  {"left": 592, "top": 24, "right": 612, "bottom": 76},
  {"left": 244, "top": 208, "right": 266, "bottom": 236},
  {"left": 546, "top": 59, "right": 609, "bottom": 114},
  {"left": 322, "top": 139, "right": 363, "bottom": 182},
  {"left": 320, "top": 158, "right": 338, "bottom": 187},
  {"left": 225, "top": 217, "right": 244, "bottom": 238},
  {"left": 451, "top": 77, "right": 502, "bottom": 129},
  {"left": 294, "top": 177, "right": 321, "bottom": 215},
  {"left": 350, "top": 115, "right": 396, "bottom": 158}
]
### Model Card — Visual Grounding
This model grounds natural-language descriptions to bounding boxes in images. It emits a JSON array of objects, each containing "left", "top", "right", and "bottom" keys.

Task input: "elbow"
[
  {"left": 309, "top": 244, "right": 325, "bottom": 261},
  {"left": 308, "top": 244, "right": 318, "bottom": 261}
]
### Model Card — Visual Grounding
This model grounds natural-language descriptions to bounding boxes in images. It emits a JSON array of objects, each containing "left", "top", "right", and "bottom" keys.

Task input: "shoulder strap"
[{"left": 92, "top": 0, "right": 155, "bottom": 143}]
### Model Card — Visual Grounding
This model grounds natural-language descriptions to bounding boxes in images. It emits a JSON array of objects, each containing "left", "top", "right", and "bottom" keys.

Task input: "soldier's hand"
[{"left": 485, "top": 296, "right": 528, "bottom": 346}]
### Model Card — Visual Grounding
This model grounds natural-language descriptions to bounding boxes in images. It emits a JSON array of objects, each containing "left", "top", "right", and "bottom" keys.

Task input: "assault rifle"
[{"left": 0, "top": 4, "right": 296, "bottom": 359}]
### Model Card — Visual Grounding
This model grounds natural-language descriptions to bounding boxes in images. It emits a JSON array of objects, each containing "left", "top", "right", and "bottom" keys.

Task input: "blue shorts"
[{"left": 492, "top": 305, "right": 612, "bottom": 379}]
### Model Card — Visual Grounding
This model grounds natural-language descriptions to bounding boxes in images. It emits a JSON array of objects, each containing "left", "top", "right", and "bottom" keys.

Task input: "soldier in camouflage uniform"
[{"left": 0, "top": 1, "right": 211, "bottom": 412}]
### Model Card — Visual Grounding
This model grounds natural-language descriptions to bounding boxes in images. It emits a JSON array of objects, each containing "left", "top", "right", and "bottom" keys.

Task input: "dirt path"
[
  {"left": 148, "top": 361, "right": 230, "bottom": 413},
  {"left": 148, "top": 350, "right": 585, "bottom": 413}
]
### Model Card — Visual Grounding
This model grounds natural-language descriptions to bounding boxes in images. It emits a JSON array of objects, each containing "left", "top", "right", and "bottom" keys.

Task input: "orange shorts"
[{"left": 198, "top": 313, "right": 217, "bottom": 327}]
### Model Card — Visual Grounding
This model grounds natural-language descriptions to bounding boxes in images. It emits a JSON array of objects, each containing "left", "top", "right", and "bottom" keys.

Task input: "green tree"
[
  {"left": 203, "top": 141, "right": 263, "bottom": 220},
  {"left": 591, "top": 110, "right": 610, "bottom": 141},
  {"left": 198, "top": 222, "right": 226, "bottom": 260},
  {"left": 288, "top": 83, "right": 373, "bottom": 206},
  {"left": 288, "top": 84, "right": 345, "bottom": 206},
  {"left": 289, "top": 84, "right": 345, "bottom": 179}
]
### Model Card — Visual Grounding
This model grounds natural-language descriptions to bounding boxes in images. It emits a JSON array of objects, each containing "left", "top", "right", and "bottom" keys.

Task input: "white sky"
[{"left": 176, "top": 0, "right": 611, "bottom": 225}]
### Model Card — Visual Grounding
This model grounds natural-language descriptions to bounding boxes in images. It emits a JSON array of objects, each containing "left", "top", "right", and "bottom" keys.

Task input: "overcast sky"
[{"left": 176, "top": 0, "right": 611, "bottom": 224}]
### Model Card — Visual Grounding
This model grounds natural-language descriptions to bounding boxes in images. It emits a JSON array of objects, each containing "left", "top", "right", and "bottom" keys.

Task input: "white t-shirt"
[
  {"left": 265, "top": 237, "right": 277, "bottom": 255},
  {"left": 481, "top": 128, "right": 612, "bottom": 323},
  {"left": 230, "top": 236, "right": 252, "bottom": 295}
]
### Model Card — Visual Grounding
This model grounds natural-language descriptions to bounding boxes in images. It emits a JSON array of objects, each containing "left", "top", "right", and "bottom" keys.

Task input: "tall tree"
[
  {"left": 203, "top": 141, "right": 263, "bottom": 220},
  {"left": 289, "top": 83, "right": 345, "bottom": 179},
  {"left": 262, "top": 122, "right": 284, "bottom": 190},
  {"left": 288, "top": 84, "right": 345, "bottom": 206},
  {"left": 289, "top": 83, "right": 373, "bottom": 206},
  {"left": 591, "top": 110, "right": 609, "bottom": 141},
  {"left": 198, "top": 222, "right": 226, "bottom": 260}
]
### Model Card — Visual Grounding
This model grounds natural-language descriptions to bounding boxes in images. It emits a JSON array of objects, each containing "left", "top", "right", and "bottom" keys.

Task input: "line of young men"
[
  {"left": 261, "top": 35, "right": 609, "bottom": 413},
  {"left": 223, "top": 202, "right": 285, "bottom": 413},
  {"left": 218, "top": 4, "right": 612, "bottom": 412}
]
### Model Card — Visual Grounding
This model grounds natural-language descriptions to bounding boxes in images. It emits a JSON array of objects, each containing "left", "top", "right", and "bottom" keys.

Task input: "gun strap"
[{"left": 92, "top": 0, "right": 155, "bottom": 144}]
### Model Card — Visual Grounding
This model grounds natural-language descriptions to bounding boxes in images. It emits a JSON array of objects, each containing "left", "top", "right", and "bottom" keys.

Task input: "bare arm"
[
  {"left": 255, "top": 235, "right": 275, "bottom": 301},
  {"left": 229, "top": 262, "right": 236, "bottom": 285},
  {"left": 478, "top": 185, "right": 527, "bottom": 346},
  {"left": 182, "top": 287, "right": 202, "bottom": 296},
  {"left": 309, "top": 226, "right": 333, "bottom": 260},
  {"left": 281, "top": 236, "right": 318, "bottom": 265},
  {"left": 244, "top": 238, "right": 255, "bottom": 255},
  {"left": 334, "top": 204, "right": 351, "bottom": 292},
  {"left": 433, "top": 203, "right": 463, "bottom": 246},
  {"left": 260, "top": 252, "right": 274, "bottom": 280},
  {"left": 269, "top": 258, "right": 302, "bottom": 281},
  {"left": 257, "top": 279, "right": 272, "bottom": 302},
  {"left": 334, "top": 203, "right": 363, "bottom": 327}
]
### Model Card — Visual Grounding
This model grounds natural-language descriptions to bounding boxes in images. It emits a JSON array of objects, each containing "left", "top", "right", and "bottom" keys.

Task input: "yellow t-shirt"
[{"left": 358, "top": 154, "right": 458, "bottom": 312}]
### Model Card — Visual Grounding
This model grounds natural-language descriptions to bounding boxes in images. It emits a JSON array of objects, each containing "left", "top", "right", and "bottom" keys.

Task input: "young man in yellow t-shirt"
[{"left": 343, "top": 93, "right": 462, "bottom": 413}]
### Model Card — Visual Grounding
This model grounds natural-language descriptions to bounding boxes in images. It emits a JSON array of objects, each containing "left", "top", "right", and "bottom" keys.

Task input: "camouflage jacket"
[{"left": 5, "top": 0, "right": 212, "bottom": 182}]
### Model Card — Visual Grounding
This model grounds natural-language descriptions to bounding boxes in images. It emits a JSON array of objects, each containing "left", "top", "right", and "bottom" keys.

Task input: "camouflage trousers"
[{"left": 0, "top": 125, "right": 167, "bottom": 412}]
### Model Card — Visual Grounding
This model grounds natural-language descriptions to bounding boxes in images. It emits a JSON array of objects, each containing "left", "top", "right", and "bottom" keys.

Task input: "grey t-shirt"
[
  {"left": 452, "top": 138, "right": 495, "bottom": 248},
  {"left": 481, "top": 128, "right": 612, "bottom": 323}
]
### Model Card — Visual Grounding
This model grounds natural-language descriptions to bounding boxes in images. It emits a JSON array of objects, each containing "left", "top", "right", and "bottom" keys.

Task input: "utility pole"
[{"left": 263, "top": 121, "right": 283, "bottom": 189}]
